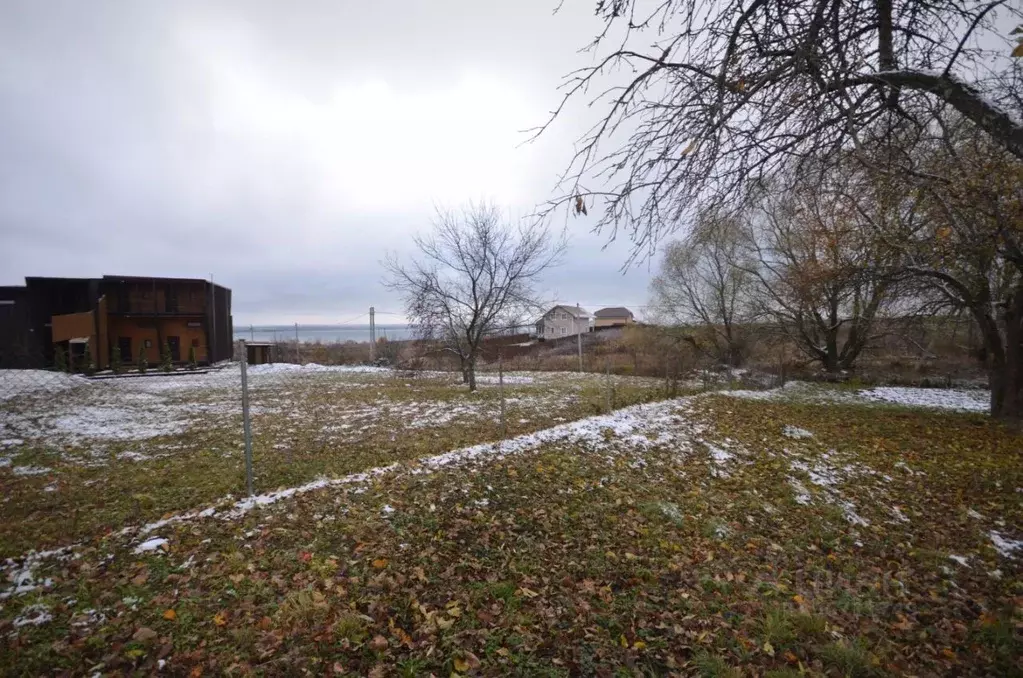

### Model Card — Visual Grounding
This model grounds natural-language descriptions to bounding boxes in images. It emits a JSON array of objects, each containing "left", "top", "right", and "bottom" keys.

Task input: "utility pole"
[
  {"left": 577, "top": 330, "right": 583, "bottom": 373},
  {"left": 250, "top": 324, "right": 254, "bottom": 342},
  {"left": 369, "top": 306, "right": 376, "bottom": 362}
]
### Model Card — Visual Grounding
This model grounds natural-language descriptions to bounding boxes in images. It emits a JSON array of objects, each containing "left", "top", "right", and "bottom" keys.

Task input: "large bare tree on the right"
[
  {"left": 538, "top": 0, "right": 1022, "bottom": 253},
  {"left": 857, "top": 119, "right": 1023, "bottom": 419}
]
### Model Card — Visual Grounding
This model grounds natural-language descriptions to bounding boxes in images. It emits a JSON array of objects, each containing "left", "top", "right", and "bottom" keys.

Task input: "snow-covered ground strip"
[
  {"left": 858, "top": 386, "right": 989, "bottom": 412},
  {"left": 1, "top": 367, "right": 659, "bottom": 461},
  {"left": 722, "top": 380, "right": 991, "bottom": 412},
  {"left": 0, "top": 370, "right": 91, "bottom": 402},
  {"left": 74, "top": 396, "right": 701, "bottom": 555},
  {"left": 4, "top": 367, "right": 570, "bottom": 469}
]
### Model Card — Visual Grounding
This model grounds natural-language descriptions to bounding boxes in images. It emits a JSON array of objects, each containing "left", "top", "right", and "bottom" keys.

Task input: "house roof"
[
  {"left": 545, "top": 304, "right": 589, "bottom": 319},
  {"left": 594, "top": 307, "right": 634, "bottom": 318},
  {"left": 103, "top": 275, "right": 211, "bottom": 285}
]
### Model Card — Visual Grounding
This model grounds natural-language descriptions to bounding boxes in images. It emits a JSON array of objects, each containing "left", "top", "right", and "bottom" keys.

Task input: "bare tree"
[
  {"left": 742, "top": 164, "right": 899, "bottom": 372},
  {"left": 385, "top": 203, "right": 566, "bottom": 391},
  {"left": 650, "top": 212, "right": 758, "bottom": 365},
  {"left": 537, "top": 0, "right": 1022, "bottom": 254}
]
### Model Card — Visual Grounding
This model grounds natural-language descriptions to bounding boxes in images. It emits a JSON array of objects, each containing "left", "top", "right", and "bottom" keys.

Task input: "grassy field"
[
  {"left": 1, "top": 370, "right": 1020, "bottom": 676},
  {"left": 0, "top": 366, "right": 669, "bottom": 558}
]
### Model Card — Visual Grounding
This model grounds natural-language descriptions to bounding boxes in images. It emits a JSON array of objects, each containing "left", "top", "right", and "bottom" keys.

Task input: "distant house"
[
  {"left": 0, "top": 275, "right": 233, "bottom": 370},
  {"left": 593, "top": 307, "right": 635, "bottom": 328},
  {"left": 536, "top": 305, "right": 590, "bottom": 339}
]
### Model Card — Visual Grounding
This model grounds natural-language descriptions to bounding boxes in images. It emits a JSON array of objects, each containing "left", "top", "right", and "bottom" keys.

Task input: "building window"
[{"left": 560, "top": 327, "right": 567, "bottom": 335}]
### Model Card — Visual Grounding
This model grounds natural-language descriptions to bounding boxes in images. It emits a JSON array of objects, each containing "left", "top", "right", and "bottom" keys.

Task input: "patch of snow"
[
  {"left": 967, "top": 509, "right": 984, "bottom": 520},
  {"left": 12, "top": 603, "right": 52, "bottom": 627},
  {"left": 948, "top": 554, "right": 970, "bottom": 567},
  {"left": 858, "top": 387, "right": 989, "bottom": 412},
  {"left": 475, "top": 375, "right": 535, "bottom": 385},
  {"left": 0, "top": 546, "right": 73, "bottom": 600},
  {"left": 782, "top": 425, "right": 813, "bottom": 439},
  {"left": 705, "top": 442, "right": 733, "bottom": 464},
  {"left": 657, "top": 501, "right": 683, "bottom": 523},
  {"left": 13, "top": 465, "right": 51, "bottom": 476},
  {"left": 989, "top": 531, "right": 1023, "bottom": 558},
  {"left": 133, "top": 537, "right": 168, "bottom": 554},
  {"left": 0, "top": 369, "right": 89, "bottom": 402},
  {"left": 722, "top": 381, "right": 990, "bottom": 413},
  {"left": 789, "top": 479, "right": 812, "bottom": 505},
  {"left": 381, "top": 504, "right": 395, "bottom": 515},
  {"left": 117, "top": 451, "right": 152, "bottom": 462},
  {"left": 890, "top": 506, "right": 910, "bottom": 523}
]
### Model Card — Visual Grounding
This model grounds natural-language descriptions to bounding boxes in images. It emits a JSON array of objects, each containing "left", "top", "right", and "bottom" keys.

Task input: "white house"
[{"left": 536, "top": 305, "right": 590, "bottom": 339}]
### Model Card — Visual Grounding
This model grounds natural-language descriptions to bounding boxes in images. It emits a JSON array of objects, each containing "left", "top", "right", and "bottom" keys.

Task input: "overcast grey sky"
[{"left": 0, "top": 0, "right": 658, "bottom": 325}]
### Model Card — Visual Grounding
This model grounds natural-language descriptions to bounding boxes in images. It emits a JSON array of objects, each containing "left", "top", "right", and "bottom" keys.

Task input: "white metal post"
[
  {"left": 240, "top": 341, "right": 254, "bottom": 497},
  {"left": 499, "top": 351, "right": 506, "bottom": 437},
  {"left": 369, "top": 306, "right": 376, "bottom": 362}
]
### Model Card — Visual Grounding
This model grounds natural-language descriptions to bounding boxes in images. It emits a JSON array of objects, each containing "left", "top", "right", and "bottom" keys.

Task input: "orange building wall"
[
  {"left": 108, "top": 317, "right": 160, "bottom": 364},
  {"left": 107, "top": 317, "right": 208, "bottom": 364},
  {"left": 96, "top": 296, "right": 109, "bottom": 369},
  {"left": 51, "top": 311, "right": 96, "bottom": 343},
  {"left": 160, "top": 318, "right": 208, "bottom": 362}
]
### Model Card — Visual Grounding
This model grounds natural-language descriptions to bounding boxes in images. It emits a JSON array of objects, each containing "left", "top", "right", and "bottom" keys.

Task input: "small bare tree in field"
[
  {"left": 385, "top": 203, "right": 565, "bottom": 391},
  {"left": 650, "top": 213, "right": 758, "bottom": 366},
  {"left": 536, "top": 0, "right": 1022, "bottom": 254},
  {"left": 742, "top": 164, "right": 899, "bottom": 372}
]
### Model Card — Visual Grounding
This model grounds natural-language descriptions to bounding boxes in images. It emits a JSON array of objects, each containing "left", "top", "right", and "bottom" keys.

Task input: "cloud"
[{"left": 0, "top": 0, "right": 655, "bottom": 325}]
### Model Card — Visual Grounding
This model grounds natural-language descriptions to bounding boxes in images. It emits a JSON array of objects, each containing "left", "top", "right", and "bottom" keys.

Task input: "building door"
[
  {"left": 117, "top": 337, "right": 132, "bottom": 363},
  {"left": 167, "top": 336, "right": 181, "bottom": 362}
]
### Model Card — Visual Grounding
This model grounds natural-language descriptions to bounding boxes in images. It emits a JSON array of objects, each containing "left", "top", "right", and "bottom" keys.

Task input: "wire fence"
[{"left": 0, "top": 336, "right": 659, "bottom": 517}]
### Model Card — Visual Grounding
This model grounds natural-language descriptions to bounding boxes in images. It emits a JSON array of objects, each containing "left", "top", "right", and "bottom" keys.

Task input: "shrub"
[
  {"left": 137, "top": 346, "right": 148, "bottom": 374},
  {"left": 188, "top": 345, "right": 198, "bottom": 370},
  {"left": 160, "top": 341, "right": 173, "bottom": 372},
  {"left": 110, "top": 346, "right": 122, "bottom": 374},
  {"left": 82, "top": 344, "right": 96, "bottom": 375},
  {"left": 53, "top": 346, "right": 68, "bottom": 372}
]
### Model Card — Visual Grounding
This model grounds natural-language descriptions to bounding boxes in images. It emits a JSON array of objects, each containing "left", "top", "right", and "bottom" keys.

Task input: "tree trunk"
[
  {"left": 990, "top": 285, "right": 1023, "bottom": 422},
  {"left": 467, "top": 358, "right": 477, "bottom": 392},
  {"left": 824, "top": 330, "right": 840, "bottom": 373}
]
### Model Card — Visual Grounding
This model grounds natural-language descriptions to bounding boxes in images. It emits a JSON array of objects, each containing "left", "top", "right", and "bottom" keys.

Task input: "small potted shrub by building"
[
  {"left": 160, "top": 341, "right": 173, "bottom": 372},
  {"left": 110, "top": 346, "right": 122, "bottom": 374},
  {"left": 54, "top": 346, "right": 68, "bottom": 372},
  {"left": 82, "top": 344, "right": 96, "bottom": 376},
  {"left": 188, "top": 345, "right": 198, "bottom": 370},
  {"left": 137, "top": 346, "right": 148, "bottom": 374}
]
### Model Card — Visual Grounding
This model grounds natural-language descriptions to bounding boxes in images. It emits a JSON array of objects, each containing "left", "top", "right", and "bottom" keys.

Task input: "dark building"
[{"left": 0, "top": 275, "right": 232, "bottom": 370}]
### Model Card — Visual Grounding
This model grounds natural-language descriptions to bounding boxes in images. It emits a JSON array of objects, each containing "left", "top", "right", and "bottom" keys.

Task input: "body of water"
[{"left": 234, "top": 324, "right": 415, "bottom": 344}]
